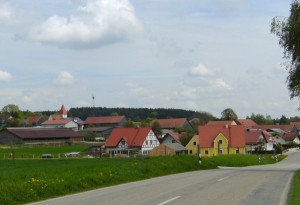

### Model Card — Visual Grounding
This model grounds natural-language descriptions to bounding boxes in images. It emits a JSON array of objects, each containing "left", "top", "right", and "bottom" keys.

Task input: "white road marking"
[
  {"left": 217, "top": 176, "right": 230, "bottom": 182},
  {"left": 157, "top": 196, "right": 181, "bottom": 205}
]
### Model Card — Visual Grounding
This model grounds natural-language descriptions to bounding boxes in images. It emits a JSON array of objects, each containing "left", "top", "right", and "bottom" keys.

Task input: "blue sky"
[{"left": 0, "top": 0, "right": 298, "bottom": 119}]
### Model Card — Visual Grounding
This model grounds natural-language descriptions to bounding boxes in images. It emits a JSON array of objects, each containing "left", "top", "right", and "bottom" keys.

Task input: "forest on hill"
[{"left": 66, "top": 107, "right": 216, "bottom": 123}]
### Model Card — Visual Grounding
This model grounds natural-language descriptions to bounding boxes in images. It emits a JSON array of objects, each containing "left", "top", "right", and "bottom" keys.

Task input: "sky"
[{"left": 0, "top": 0, "right": 298, "bottom": 119}]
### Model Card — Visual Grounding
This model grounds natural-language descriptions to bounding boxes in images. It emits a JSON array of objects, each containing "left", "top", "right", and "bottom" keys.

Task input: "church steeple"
[{"left": 60, "top": 104, "right": 67, "bottom": 119}]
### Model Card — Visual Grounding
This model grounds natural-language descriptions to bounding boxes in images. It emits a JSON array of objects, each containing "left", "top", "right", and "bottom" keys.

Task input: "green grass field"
[
  {"left": 0, "top": 145, "right": 91, "bottom": 159},
  {"left": 0, "top": 154, "right": 284, "bottom": 205},
  {"left": 287, "top": 170, "right": 300, "bottom": 205}
]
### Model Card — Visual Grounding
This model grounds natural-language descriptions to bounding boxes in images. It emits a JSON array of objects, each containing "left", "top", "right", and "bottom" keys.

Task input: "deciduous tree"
[
  {"left": 221, "top": 108, "right": 238, "bottom": 121},
  {"left": 271, "top": 0, "right": 300, "bottom": 101}
]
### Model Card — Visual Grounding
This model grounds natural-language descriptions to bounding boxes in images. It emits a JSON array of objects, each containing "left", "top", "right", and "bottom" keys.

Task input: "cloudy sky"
[{"left": 0, "top": 0, "right": 298, "bottom": 119}]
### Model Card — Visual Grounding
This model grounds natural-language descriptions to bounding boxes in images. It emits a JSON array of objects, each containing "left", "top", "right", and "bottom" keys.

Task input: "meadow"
[
  {"left": 0, "top": 145, "right": 91, "bottom": 159},
  {"left": 0, "top": 154, "right": 284, "bottom": 205},
  {"left": 287, "top": 170, "right": 300, "bottom": 205}
]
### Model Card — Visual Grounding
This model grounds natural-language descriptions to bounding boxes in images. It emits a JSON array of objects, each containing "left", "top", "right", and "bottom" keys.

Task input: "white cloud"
[
  {"left": 177, "top": 82, "right": 199, "bottom": 99},
  {"left": 0, "top": 70, "right": 12, "bottom": 82},
  {"left": 0, "top": 4, "right": 12, "bottom": 21},
  {"left": 27, "top": 0, "right": 142, "bottom": 49},
  {"left": 55, "top": 71, "right": 75, "bottom": 85},
  {"left": 125, "top": 82, "right": 146, "bottom": 96},
  {"left": 22, "top": 95, "right": 32, "bottom": 104},
  {"left": 188, "top": 64, "right": 214, "bottom": 77},
  {"left": 215, "top": 78, "right": 232, "bottom": 90}
]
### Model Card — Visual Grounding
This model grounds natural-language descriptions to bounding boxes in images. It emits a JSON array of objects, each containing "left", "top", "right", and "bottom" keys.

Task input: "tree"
[
  {"left": 124, "top": 120, "right": 135, "bottom": 127},
  {"left": 151, "top": 121, "right": 162, "bottom": 137},
  {"left": 179, "top": 131, "right": 194, "bottom": 147},
  {"left": 279, "top": 115, "right": 290, "bottom": 125},
  {"left": 221, "top": 108, "right": 238, "bottom": 121},
  {"left": 1, "top": 104, "right": 20, "bottom": 118},
  {"left": 271, "top": 1, "right": 300, "bottom": 101},
  {"left": 250, "top": 113, "right": 266, "bottom": 125}
]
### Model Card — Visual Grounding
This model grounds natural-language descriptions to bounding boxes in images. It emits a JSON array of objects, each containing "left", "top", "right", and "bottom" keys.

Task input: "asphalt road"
[{"left": 28, "top": 150, "right": 300, "bottom": 205}]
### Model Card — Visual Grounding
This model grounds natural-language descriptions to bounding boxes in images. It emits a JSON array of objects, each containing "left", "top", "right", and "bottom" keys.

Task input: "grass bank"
[
  {"left": 287, "top": 170, "right": 300, "bottom": 205},
  {"left": 0, "top": 154, "right": 284, "bottom": 205},
  {"left": 0, "top": 145, "right": 90, "bottom": 159}
]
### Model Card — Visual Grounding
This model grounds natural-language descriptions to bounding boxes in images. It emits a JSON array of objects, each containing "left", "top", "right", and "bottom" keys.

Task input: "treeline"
[
  {"left": 67, "top": 107, "right": 216, "bottom": 123},
  {"left": 1, "top": 103, "right": 300, "bottom": 128}
]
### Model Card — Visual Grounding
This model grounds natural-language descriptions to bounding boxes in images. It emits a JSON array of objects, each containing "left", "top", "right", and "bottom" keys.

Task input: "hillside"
[{"left": 57, "top": 107, "right": 216, "bottom": 122}]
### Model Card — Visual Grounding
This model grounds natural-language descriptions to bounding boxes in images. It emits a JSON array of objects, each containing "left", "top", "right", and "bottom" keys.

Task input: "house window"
[
  {"left": 205, "top": 150, "right": 209, "bottom": 155},
  {"left": 219, "top": 140, "right": 222, "bottom": 144},
  {"left": 236, "top": 149, "right": 240, "bottom": 154},
  {"left": 218, "top": 149, "right": 223, "bottom": 155},
  {"left": 193, "top": 141, "right": 196, "bottom": 146},
  {"left": 172, "top": 140, "right": 175, "bottom": 143},
  {"left": 189, "top": 150, "right": 193, "bottom": 154}
]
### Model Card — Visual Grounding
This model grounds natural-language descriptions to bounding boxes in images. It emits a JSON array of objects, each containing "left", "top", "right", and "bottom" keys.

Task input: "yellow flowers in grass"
[{"left": 27, "top": 178, "right": 65, "bottom": 193}]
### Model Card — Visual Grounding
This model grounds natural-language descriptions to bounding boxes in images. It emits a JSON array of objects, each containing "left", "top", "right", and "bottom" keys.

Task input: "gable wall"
[
  {"left": 162, "top": 135, "right": 176, "bottom": 144},
  {"left": 186, "top": 135, "right": 199, "bottom": 155},
  {"left": 0, "top": 131, "right": 23, "bottom": 144},
  {"left": 141, "top": 130, "right": 160, "bottom": 155}
]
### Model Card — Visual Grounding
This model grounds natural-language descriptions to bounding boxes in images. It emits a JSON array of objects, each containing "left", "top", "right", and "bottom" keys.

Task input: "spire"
[{"left": 60, "top": 104, "right": 67, "bottom": 119}]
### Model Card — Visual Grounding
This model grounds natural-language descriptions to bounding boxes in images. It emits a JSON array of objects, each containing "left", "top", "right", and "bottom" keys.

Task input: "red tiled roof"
[
  {"left": 290, "top": 122, "right": 300, "bottom": 130},
  {"left": 244, "top": 130, "right": 265, "bottom": 145},
  {"left": 42, "top": 119, "right": 72, "bottom": 125},
  {"left": 27, "top": 116, "right": 43, "bottom": 124},
  {"left": 168, "top": 132, "right": 181, "bottom": 141},
  {"left": 236, "top": 119, "right": 257, "bottom": 128},
  {"left": 105, "top": 127, "right": 152, "bottom": 147},
  {"left": 198, "top": 125, "right": 245, "bottom": 148},
  {"left": 84, "top": 116, "right": 125, "bottom": 125},
  {"left": 163, "top": 131, "right": 181, "bottom": 143},
  {"left": 7, "top": 128, "right": 82, "bottom": 139},
  {"left": 207, "top": 121, "right": 235, "bottom": 126},
  {"left": 262, "top": 131, "right": 272, "bottom": 141},
  {"left": 51, "top": 114, "right": 62, "bottom": 120},
  {"left": 281, "top": 133, "right": 298, "bottom": 142},
  {"left": 252, "top": 125, "right": 293, "bottom": 132},
  {"left": 152, "top": 118, "right": 187, "bottom": 129},
  {"left": 60, "top": 104, "right": 67, "bottom": 115},
  {"left": 290, "top": 122, "right": 300, "bottom": 126}
]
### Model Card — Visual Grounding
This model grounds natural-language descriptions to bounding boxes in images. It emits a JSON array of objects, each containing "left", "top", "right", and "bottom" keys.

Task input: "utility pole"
[{"left": 92, "top": 95, "right": 95, "bottom": 107}]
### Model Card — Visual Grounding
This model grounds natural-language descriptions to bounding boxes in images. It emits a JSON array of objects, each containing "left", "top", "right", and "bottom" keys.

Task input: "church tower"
[{"left": 60, "top": 104, "right": 68, "bottom": 119}]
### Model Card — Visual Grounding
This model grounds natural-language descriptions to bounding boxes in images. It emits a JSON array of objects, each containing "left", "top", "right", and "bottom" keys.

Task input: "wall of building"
[
  {"left": 0, "top": 131, "right": 23, "bottom": 144},
  {"left": 186, "top": 135, "right": 199, "bottom": 155},
  {"left": 149, "top": 144, "right": 176, "bottom": 156}
]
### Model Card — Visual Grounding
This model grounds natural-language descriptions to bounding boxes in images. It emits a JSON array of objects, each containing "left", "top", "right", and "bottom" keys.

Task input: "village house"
[
  {"left": 149, "top": 131, "right": 187, "bottom": 156},
  {"left": 84, "top": 116, "right": 127, "bottom": 128},
  {"left": 280, "top": 132, "right": 300, "bottom": 145},
  {"left": 235, "top": 119, "right": 258, "bottom": 129},
  {"left": 151, "top": 118, "right": 193, "bottom": 137},
  {"left": 41, "top": 105, "right": 84, "bottom": 131},
  {"left": 26, "top": 116, "right": 45, "bottom": 127},
  {"left": 244, "top": 129, "right": 269, "bottom": 153},
  {"left": 198, "top": 124, "right": 246, "bottom": 157},
  {"left": 161, "top": 131, "right": 182, "bottom": 144},
  {"left": 105, "top": 127, "right": 160, "bottom": 157},
  {"left": 290, "top": 122, "right": 300, "bottom": 135}
]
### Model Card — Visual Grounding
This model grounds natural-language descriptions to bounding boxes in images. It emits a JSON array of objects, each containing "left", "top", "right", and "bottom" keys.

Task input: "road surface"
[{"left": 28, "top": 150, "right": 300, "bottom": 205}]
